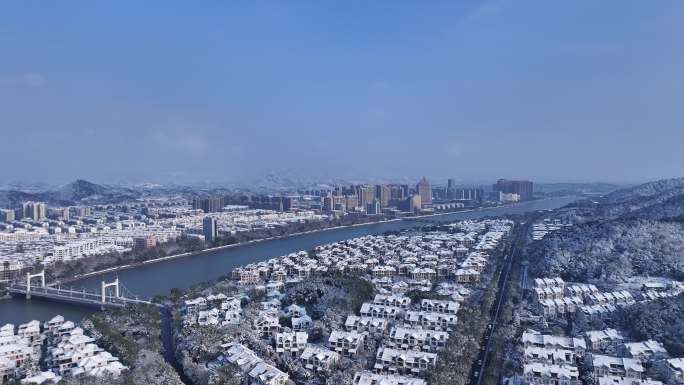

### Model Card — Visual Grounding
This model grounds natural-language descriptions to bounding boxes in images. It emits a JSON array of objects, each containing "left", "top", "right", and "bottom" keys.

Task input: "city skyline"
[{"left": 2, "top": 1, "right": 684, "bottom": 185}]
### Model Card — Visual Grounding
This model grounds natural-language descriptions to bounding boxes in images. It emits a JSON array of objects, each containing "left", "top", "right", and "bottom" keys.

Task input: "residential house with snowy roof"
[
  {"left": 352, "top": 371, "right": 426, "bottom": 385},
  {"left": 344, "top": 316, "right": 388, "bottom": 336},
  {"left": 585, "top": 329, "right": 624, "bottom": 353},
  {"left": 328, "top": 330, "right": 366, "bottom": 357},
  {"left": 300, "top": 345, "right": 339, "bottom": 372},
  {"left": 420, "top": 299, "right": 459, "bottom": 315},
  {"left": 524, "top": 362, "right": 580, "bottom": 385},
  {"left": 374, "top": 346, "right": 437, "bottom": 375},
  {"left": 590, "top": 355, "right": 644, "bottom": 380},
  {"left": 275, "top": 332, "right": 308, "bottom": 355},
  {"left": 387, "top": 327, "right": 449, "bottom": 352}
]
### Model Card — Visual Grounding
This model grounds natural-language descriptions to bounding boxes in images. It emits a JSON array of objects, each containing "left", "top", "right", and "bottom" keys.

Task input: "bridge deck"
[{"left": 7, "top": 284, "right": 155, "bottom": 308}]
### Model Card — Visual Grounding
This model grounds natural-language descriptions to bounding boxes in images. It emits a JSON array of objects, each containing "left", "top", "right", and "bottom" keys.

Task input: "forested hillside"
[
  {"left": 615, "top": 295, "right": 684, "bottom": 356},
  {"left": 529, "top": 218, "right": 684, "bottom": 282},
  {"left": 529, "top": 178, "right": 684, "bottom": 283}
]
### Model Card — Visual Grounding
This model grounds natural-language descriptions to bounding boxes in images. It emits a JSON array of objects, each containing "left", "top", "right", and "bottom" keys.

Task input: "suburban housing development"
[{"left": 177, "top": 219, "right": 513, "bottom": 384}]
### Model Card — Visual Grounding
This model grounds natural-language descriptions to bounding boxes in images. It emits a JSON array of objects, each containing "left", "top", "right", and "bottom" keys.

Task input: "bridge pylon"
[
  {"left": 25, "top": 270, "right": 45, "bottom": 299},
  {"left": 101, "top": 278, "right": 120, "bottom": 304}
]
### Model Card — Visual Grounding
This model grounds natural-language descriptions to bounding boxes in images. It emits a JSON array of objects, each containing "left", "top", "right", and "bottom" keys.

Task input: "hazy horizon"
[
  {"left": 1, "top": 1, "right": 683, "bottom": 185},
  {"left": 0, "top": 175, "right": 646, "bottom": 191}
]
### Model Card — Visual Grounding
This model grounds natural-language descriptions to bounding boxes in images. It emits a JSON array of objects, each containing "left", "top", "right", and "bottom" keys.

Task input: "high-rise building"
[
  {"left": 282, "top": 197, "right": 293, "bottom": 212},
  {"left": 366, "top": 200, "right": 381, "bottom": 215},
  {"left": 36, "top": 202, "right": 45, "bottom": 220},
  {"left": 272, "top": 197, "right": 284, "bottom": 212},
  {"left": 411, "top": 194, "right": 422, "bottom": 212},
  {"left": 21, "top": 202, "right": 29, "bottom": 219},
  {"left": 22, "top": 202, "right": 47, "bottom": 221},
  {"left": 0, "top": 209, "right": 15, "bottom": 222},
  {"left": 493, "top": 179, "right": 534, "bottom": 201},
  {"left": 322, "top": 196, "right": 334, "bottom": 213},
  {"left": 450, "top": 187, "right": 485, "bottom": 202},
  {"left": 345, "top": 195, "right": 359, "bottom": 211},
  {"left": 390, "top": 185, "right": 406, "bottom": 200},
  {"left": 376, "top": 185, "right": 391, "bottom": 207},
  {"left": 332, "top": 196, "right": 346, "bottom": 211},
  {"left": 446, "top": 179, "right": 457, "bottom": 199},
  {"left": 400, "top": 185, "right": 410, "bottom": 199},
  {"left": 72, "top": 206, "right": 92, "bottom": 217},
  {"left": 48, "top": 208, "right": 70, "bottom": 221},
  {"left": 203, "top": 216, "right": 218, "bottom": 243},
  {"left": 34, "top": 203, "right": 47, "bottom": 220},
  {"left": 416, "top": 177, "right": 432, "bottom": 206},
  {"left": 133, "top": 234, "right": 157, "bottom": 250},
  {"left": 433, "top": 186, "right": 448, "bottom": 200},
  {"left": 356, "top": 185, "right": 375, "bottom": 209},
  {"left": 399, "top": 195, "right": 422, "bottom": 213},
  {"left": 487, "top": 191, "right": 503, "bottom": 202}
]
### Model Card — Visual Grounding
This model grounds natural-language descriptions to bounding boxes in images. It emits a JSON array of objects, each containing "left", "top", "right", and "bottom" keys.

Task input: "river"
[{"left": 0, "top": 196, "right": 578, "bottom": 325}]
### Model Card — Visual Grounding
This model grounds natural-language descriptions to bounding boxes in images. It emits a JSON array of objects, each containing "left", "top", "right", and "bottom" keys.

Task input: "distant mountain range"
[
  {"left": 0, "top": 179, "right": 142, "bottom": 208},
  {"left": 0, "top": 179, "right": 249, "bottom": 209}
]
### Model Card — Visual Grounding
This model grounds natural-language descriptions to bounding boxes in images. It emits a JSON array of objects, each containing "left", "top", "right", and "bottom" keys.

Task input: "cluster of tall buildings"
[
  {"left": 21, "top": 202, "right": 47, "bottom": 221},
  {"left": 192, "top": 197, "right": 225, "bottom": 213},
  {"left": 316, "top": 182, "right": 421, "bottom": 214},
  {"left": 442, "top": 179, "right": 485, "bottom": 201},
  {"left": 313, "top": 179, "right": 444, "bottom": 215},
  {"left": 0, "top": 203, "right": 92, "bottom": 223},
  {"left": 209, "top": 178, "right": 535, "bottom": 218},
  {"left": 493, "top": 179, "right": 534, "bottom": 201},
  {"left": 234, "top": 196, "right": 294, "bottom": 212},
  {"left": 314, "top": 177, "right": 534, "bottom": 215},
  {"left": 314, "top": 177, "right": 492, "bottom": 214},
  {"left": 193, "top": 195, "right": 296, "bottom": 214},
  {"left": 195, "top": 199, "right": 289, "bottom": 244},
  {"left": 0, "top": 201, "right": 91, "bottom": 223}
]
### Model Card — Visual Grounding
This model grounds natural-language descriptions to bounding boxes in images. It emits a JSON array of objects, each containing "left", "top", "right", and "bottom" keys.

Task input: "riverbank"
[
  {"left": 58, "top": 200, "right": 556, "bottom": 284},
  {"left": 59, "top": 205, "right": 494, "bottom": 283},
  {"left": 60, "top": 216, "right": 404, "bottom": 284},
  {"left": 0, "top": 196, "right": 580, "bottom": 326}
]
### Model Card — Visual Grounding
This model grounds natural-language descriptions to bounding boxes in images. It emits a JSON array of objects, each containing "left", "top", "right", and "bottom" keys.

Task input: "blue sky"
[{"left": 1, "top": 1, "right": 683, "bottom": 185}]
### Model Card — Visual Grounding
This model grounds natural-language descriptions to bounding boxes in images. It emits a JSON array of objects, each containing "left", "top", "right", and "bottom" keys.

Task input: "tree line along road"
[{"left": 474, "top": 216, "right": 536, "bottom": 385}]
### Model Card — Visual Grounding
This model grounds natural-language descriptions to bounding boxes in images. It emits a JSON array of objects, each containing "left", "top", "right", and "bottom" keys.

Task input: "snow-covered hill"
[{"left": 529, "top": 177, "right": 684, "bottom": 283}]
